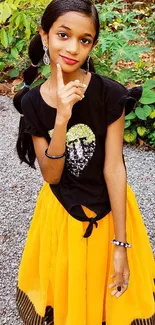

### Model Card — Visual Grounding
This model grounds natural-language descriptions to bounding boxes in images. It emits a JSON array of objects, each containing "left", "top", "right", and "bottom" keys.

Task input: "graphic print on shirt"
[{"left": 48, "top": 124, "right": 96, "bottom": 177}]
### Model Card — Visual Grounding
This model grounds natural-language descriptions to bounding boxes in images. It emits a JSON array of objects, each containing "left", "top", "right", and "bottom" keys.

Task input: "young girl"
[{"left": 14, "top": 1, "right": 155, "bottom": 325}]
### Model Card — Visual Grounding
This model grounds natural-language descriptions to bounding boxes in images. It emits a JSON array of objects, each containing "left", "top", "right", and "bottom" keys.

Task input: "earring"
[
  {"left": 43, "top": 44, "right": 50, "bottom": 65},
  {"left": 86, "top": 56, "right": 90, "bottom": 73}
]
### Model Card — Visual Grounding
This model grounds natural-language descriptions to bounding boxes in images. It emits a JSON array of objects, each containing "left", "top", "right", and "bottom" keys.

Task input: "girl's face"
[{"left": 40, "top": 11, "right": 96, "bottom": 72}]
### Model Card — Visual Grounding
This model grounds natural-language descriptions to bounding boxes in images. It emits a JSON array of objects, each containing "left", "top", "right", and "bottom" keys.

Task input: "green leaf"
[
  {"left": 8, "top": 68, "right": 19, "bottom": 78},
  {"left": 22, "top": 13, "right": 29, "bottom": 28},
  {"left": 118, "top": 28, "right": 139, "bottom": 41},
  {"left": 40, "top": 65, "right": 51, "bottom": 78},
  {"left": 143, "top": 79, "right": 155, "bottom": 90},
  {"left": 11, "top": 47, "right": 18, "bottom": 59},
  {"left": 16, "top": 40, "right": 25, "bottom": 52},
  {"left": 125, "top": 111, "right": 136, "bottom": 120},
  {"left": 15, "top": 81, "right": 24, "bottom": 91},
  {"left": 25, "top": 26, "right": 31, "bottom": 40},
  {"left": 0, "top": 62, "right": 5, "bottom": 71},
  {"left": 135, "top": 105, "right": 152, "bottom": 120},
  {"left": 0, "top": 3, "right": 12, "bottom": 23},
  {"left": 31, "top": 78, "right": 45, "bottom": 88},
  {"left": 1, "top": 29, "right": 8, "bottom": 48},
  {"left": 140, "top": 88, "right": 155, "bottom": 104},
  {"left": 149, "top": 110, "right": 155, "bottom": 119},
  {"left": 137, "top": 126, "right": 147, "bottom": 137},
  {"left": 7, "top": 30, "right": 14, "bottom": 44},
  {"left": 101, "top": 39, "right": 107, "bottom": 52},
  {"left": 15, "top": 14, "right": 22, "bottom": 28},
  {"left": 124, "top": 129, "right": 137, "bottom": 143},
  {"left": 124, "top": 120, "right": 131, "bottom": 129}
]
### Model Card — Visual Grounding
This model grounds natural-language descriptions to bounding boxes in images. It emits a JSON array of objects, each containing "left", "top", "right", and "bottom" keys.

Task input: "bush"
[
  {"left": 0, "top": 0, "right": 155, "bottom": 147},
  {"left": 124, "top": 80, "right": 155, "bottom": 146},
  {"left": 92, "top": 0, "right": 154, "bottom": 84},
  {"left": 0, "top": 0, "right": 50, "bottom": 79}
]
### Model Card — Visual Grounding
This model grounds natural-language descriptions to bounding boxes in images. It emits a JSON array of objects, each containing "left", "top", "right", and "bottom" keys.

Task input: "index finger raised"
[{"left": 57, "top": 63, "right": 64, "bottom": 89}]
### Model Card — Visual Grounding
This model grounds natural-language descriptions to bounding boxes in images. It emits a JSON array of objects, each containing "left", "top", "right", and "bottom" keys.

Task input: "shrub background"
[{"left": 0, "top": 0, "right": 155, "bottom": 146}]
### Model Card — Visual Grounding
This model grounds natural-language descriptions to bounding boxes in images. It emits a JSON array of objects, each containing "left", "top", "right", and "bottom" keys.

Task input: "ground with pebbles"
[{"left": 0, "top": 95, "right": 155, "bottom": 325}]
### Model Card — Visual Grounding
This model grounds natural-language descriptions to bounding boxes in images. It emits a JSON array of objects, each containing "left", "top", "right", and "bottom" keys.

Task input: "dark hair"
[{"left": 14, "top": 0, "right": 100, "bottom": 167}]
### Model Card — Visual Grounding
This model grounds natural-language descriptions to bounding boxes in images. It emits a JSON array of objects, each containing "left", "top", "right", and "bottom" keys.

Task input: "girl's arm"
[
  {"left": 104, "top": 109, "right": 130, "bottom": 298},
  {"left": 32, "top": 64, "right": 85, "bottom": 184},
  {"left": 103, "top": 109, "right": 127, "bottom": 242},
  {"left": 32, "top": 116, "right": 67, "bottom": 184}
]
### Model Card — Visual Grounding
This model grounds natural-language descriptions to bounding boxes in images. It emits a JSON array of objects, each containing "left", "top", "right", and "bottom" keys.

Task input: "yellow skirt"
[{"left": 17, "top": 183, "right": 155, "bottom": 325}]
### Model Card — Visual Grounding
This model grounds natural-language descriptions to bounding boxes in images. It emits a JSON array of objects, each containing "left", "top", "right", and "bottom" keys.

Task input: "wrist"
[
  {"left": 111, "top": 239, "right": 132, "bottom": 249},
  {"left": 114, "top": 233, "right": 127, "bottom": 243},
  {"left": 55, "top": 114, "right": 69, "bottom": 126},
  {"left": 114, "top": 245, "right": 127, "bottom": 252}
]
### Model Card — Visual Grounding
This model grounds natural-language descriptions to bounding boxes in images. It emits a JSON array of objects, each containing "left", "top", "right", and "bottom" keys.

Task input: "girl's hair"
[{"left": 13, "top": 0, "right": 100, "bottom": 167}]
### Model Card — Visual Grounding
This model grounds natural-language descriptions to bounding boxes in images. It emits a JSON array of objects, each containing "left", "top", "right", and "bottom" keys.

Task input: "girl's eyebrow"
[{"left": 58, "top": 24, "right": 94, "bottom": 39}]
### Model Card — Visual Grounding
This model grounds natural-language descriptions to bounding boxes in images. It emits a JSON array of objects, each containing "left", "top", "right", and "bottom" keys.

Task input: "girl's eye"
[
  {"left": 58, "top": 32, "right": 68, "bottom": 39},
  {"left": 81, "top": 38, "right": 92, "bottom": 45}
]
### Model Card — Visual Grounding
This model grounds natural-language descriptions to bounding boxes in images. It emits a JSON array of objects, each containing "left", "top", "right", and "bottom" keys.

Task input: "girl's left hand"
[{"left": 109, "top": 246, "right": 130, "bottom": 298}]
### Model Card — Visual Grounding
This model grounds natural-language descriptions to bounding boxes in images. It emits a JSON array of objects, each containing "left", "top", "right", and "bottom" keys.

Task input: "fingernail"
[
  {"left": 75, "top": 79, "right": 80, "bottom": 82},
  {"left": 83, "top": 84, "right": 87, "bottom": 87},
  {"left": 117, "top": 286, "right": 122, "bottom": 292},
  {"left": 57, "top": 63, "right": 60, "bottom": 67}
]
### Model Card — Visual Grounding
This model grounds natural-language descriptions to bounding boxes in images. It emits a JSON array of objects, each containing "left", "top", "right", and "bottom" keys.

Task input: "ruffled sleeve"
[
  {"left": 125, "top": 86, "right": 143, "bottom": 115},
  {"left": 105, "top": 77, "right": 142, "bottom": 125},
  {"left": 21, "top": 92, "right": 46, "bottom": 137}
]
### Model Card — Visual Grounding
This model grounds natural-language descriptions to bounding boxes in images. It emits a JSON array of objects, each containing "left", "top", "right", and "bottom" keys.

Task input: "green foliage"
[
  {"left": 0, "top": 0, "right": 51, "bottom": 80},
  {"left": 0, "top": 0, "right": 155, "bottom": 147},
  {"left": 124, "top": 129, "right": 137, "bottom": 143},
  {"left": 143, "top": 5, "right": 155, "bottom": 42},
  {"left": 124, "top": 80, "right": 155, "bottom": 147},
  {"left": 147, "top": 131, "right": 155, "bottom": 147},
  {"left": 92, "top": 0, "right": 154, "bottom": 84}
]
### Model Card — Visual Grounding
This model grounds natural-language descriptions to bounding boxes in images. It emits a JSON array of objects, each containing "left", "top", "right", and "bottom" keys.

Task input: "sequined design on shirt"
[{"left": 48, "top": 124, "right": 96, "bottom": 177}]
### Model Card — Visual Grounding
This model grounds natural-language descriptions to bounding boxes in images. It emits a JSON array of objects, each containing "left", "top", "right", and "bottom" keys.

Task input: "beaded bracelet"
[
  {"left": 45, "top": 148, "right": 66, "bottom": 159},
  {"left": 111, "top": 239, "right": 132, "bottom": 248}
]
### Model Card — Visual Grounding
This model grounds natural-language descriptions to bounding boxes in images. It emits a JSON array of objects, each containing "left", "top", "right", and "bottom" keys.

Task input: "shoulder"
[
  {"left": 21, "top": 84, "right": 41, "bottom": 107},
  {"left": 92, "top": 73, "right": 128, "bottom": 99},
  {"left": 21, "top": 84, "right": 43, "bottom": 118},
  {"left": 92, "top": 73, "right": 142, "bottom": 105}
]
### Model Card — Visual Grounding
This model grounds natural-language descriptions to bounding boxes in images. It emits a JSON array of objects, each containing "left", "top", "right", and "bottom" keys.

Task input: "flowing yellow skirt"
[{"left": 17, "top": 183, "right": 155, "bottom": 325}]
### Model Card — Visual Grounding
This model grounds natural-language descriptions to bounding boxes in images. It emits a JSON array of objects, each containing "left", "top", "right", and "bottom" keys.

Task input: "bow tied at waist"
[
  {"left": 67, "top": 207, "right": 107, "bottom": 238},
  {"left": 83, "top": 217, "right": 98, "bottom": 238}
]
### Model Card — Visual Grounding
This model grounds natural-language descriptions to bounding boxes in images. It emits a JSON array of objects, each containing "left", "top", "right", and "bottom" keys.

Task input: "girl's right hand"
[{"left": 56, "top": 63, "right": 86, "bottom": 123}]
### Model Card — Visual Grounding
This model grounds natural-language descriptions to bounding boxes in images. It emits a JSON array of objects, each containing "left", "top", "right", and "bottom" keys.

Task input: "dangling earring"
[
  {"left": 43, "top": 44, "right": 50, "bottom": 65},
  {"left": 86, "top": 56, "right": 90, "bottom": 73}
]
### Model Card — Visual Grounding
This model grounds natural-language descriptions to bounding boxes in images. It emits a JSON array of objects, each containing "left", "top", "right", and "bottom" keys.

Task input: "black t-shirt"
[{"left": 22, "top": 73, "right": 142, "bottom": 237}]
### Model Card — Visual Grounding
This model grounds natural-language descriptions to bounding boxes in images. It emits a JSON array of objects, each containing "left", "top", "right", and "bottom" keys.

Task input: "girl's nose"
[{"left": 66, "top": 39, "right": 80, "bottom": 55}]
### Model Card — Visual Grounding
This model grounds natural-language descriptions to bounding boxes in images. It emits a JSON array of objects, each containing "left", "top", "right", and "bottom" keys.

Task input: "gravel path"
[{"left": 0, "top": 95, "right": 155, "bottom": 325}]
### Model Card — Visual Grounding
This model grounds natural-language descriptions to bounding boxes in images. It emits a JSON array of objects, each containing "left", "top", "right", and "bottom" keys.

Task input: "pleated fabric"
[{"left": 17, "top": 182, "right": 155, "bottom": 325}]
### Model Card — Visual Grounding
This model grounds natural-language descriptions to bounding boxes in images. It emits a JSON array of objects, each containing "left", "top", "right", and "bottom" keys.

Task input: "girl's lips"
[{"left": 60, "top": 55, "right": 79, "bottom": 65}]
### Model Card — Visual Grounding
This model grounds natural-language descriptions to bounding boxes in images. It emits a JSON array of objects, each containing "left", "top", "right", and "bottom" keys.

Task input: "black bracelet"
[
  {"left": 111, "top": 239, "right": 132, "bottom": 248},
  {"left": 45, "top": 148, "right": 66, "bottom": 159}
]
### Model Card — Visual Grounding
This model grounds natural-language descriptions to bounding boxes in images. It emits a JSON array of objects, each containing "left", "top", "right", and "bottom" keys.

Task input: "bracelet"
[
  {"left": 111, "top": 239, "right": 132, "bottom": 248},
  {"left": 45, "top": 148, "right": 66, "bottom": 159}
]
